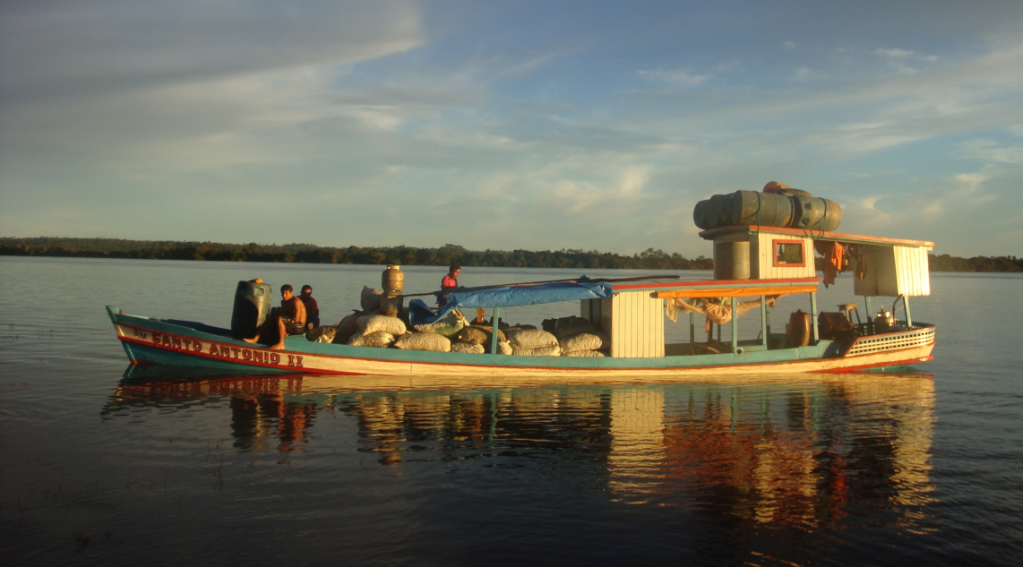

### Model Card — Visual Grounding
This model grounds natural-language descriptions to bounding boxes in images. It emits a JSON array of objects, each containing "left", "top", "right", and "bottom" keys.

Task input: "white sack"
[
  {"left": 563, "top": 350, "right": 606, "bottom": 358},
  {"left": 358, "top": 314, "right": 407, "bottom": 336},
  {"left": 559, "top": 332, "right": 610, "bottom": 353},
  {"left": 347, "top": 331, "right": 395, "bottom": 348},
  {"left": 361, "top": 286, "right": 384, "bottom": 312},
  {"left": 393, "top": 332, "right": 451, "bottom": 352},
  {"left": 506, "top": 328, "right": 558, "bottom": 350},
  {"left": 450, "top": 342, "right": 485, "bottom": 354},
  {"left": 512, "top": 345, "right": 562, "bottom": 357}
]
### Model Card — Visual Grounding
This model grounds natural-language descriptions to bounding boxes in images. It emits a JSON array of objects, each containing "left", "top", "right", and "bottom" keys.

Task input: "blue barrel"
[{"left": 231, "top": 280, "right": 272, "bottom": 339}]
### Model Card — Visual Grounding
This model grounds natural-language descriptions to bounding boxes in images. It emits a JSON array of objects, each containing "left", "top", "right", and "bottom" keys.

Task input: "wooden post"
[
  {"left": 864, "top": 296, "right": 873, "bottom": 334},
  {"left": 731, "top": 296, "right": 738, "bottom": 353},
  {"left": 810, "top": 291, "right": 819, "bottom": 343},
  {"left": 490, "top": 307, "right": 501, "bottom": 355},
  {"left": 689, "top": 310, "right": 695, "bottom": 345},
  {"left": 760, "top": 295, "right": 768, "bottom": 348}
]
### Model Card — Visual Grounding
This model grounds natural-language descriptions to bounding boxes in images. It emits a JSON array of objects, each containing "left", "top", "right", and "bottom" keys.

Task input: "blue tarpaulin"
[{"left": 408, "top": 281, "right": 614, "bottom": 327}]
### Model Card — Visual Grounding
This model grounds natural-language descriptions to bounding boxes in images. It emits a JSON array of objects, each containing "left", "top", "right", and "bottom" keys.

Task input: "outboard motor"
[{"left": 231, "top": 280, "right": 272, "bottom": 339}]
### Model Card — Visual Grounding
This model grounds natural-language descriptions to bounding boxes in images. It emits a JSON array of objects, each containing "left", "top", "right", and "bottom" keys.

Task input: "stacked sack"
[
  {"left": 451, "top": 324, "right": 507, "bottom": 354},
  {"left": 552, "top": 316, "right": 610, "bottom": 357},
  {"left": 505, "top": 326, "right": 561, "bottom": 357}
]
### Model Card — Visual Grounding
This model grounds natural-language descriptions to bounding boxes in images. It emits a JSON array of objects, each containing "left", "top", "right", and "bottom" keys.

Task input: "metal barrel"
[
  {"left": 709, "top": 194, "right": 733, "bottom": 228},
  {"left": 792, "top": 196, "right": 842, "bottom": 231},
  {"left": 231, "top": 280, "right": 272, "bottom": 339},
  {"left": 713, "top": 240, "right": 750, "bottom": 280},
  {"left": 382, "top": 264, "right": 405, "bottom": 294},
  {"left": 730, "top": 190, "right": 795, "bottom": 227},
  {"left": 693, "top": 200, "right": 712, "bottom": 230}
]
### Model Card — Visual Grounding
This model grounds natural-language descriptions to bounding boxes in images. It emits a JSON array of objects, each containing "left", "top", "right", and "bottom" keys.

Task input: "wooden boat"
[{"left": 107, "top": 220, "right": 936, "bottom": 377}]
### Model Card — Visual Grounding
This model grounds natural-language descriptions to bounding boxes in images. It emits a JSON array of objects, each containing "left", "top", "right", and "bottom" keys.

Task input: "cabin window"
[{"left": 772, "top": 239, "right": 806, "bottom": 267}]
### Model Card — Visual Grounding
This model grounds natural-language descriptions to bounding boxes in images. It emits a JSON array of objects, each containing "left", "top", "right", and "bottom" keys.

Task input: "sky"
[{"left": 2, "top": 0, "right": 1022, "bottom": 257}]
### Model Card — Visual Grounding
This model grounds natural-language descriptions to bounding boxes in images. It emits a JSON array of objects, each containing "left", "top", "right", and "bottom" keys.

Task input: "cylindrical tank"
[
  {"left": 713, "top": 241, "right": 750, "bottom": 280},
  {"left": 231, "top": 280, "right": 272, "bottom": 339},
  {"left": 792, "top": 196, "right": 842, "bottom": 231},
  {"left": 786, "top": 310, "right": 812, "bottom": 347},
  {"left": 730, "top": 190, "right": 796, "bottom": 227},
  {"left": 710, "top": 194, "right": 733, "bottom": 227},
  {"left": 379, "top": 294, "right": 403, "bottom": 317},
  {"left": 382, "top": 264, "right": 404, "bottom": 295},
  {"left": 693, "top": 200, "right": 712, "bottom": 230}
]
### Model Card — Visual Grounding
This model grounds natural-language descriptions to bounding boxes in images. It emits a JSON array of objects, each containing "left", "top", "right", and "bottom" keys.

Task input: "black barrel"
[
  {"left": 708, "top": 194, "right": 733, "bottom": 228},
  {"left": 231, "top": 280, "right": 272, "bottom": 339},
  {"left": 693, "top": 200, "right": 712, "bottom": 230}
]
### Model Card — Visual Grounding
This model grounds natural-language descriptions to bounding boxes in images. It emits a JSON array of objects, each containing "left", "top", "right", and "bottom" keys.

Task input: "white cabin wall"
[
  {"left": 894, "top": 246, "right": 931, "bottom": 296},
  {"left": 609, "top": 291, "right": 665, "bottom": 359},
  {"left": 753, "top": 233, "right": 815, "bottom": 279}
]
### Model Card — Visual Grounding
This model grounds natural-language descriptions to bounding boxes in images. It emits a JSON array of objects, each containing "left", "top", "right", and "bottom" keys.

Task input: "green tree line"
[
  {"left": 2, "top": 237, "right": 1019, "bottom": 272},
  {"left": 0, "top": 237, "right": 712, "bottom": 270}
]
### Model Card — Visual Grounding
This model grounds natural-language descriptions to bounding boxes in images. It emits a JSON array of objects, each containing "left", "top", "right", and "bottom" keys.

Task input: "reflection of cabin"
[{"left": 580, "top": 225, "right": 933, "bottom": 358}]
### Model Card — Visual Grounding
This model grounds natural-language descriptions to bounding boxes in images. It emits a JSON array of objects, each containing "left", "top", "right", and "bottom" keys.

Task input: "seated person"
[
  {"left": 299, "top": 285, "right": 320, "bottom": 328},
  {"left": 244, "top": 284, "right": 307, "bottom": 350},
  {"left": 438, "top": 264, "right": 461, "bottom": 308}
]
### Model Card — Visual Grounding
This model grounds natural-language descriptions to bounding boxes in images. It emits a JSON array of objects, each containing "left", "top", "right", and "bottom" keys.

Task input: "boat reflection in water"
[{"left": 108, "top": 366, "right": 935, "bottom": 531}]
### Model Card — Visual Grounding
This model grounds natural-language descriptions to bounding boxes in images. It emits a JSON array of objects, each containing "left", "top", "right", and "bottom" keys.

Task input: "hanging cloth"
[{"left": 814, "top": 241, "right": 846, "bottom": 288}]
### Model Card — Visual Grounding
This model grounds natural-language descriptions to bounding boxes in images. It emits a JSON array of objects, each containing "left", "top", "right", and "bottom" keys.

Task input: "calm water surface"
[{"left": 1, "top": 257, "right": 1021, "bottom": 566}]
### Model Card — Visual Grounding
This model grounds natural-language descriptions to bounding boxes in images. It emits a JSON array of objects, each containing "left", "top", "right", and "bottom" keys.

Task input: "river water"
[{"left": 1, "top": 256, "right": 1020, "bottom": 566}]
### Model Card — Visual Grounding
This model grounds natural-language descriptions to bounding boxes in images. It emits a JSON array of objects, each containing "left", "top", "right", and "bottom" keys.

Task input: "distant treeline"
[
  {"left": 1, "top": 237, "right": 1019, "bottom": 272},
  {"left": 0, "top": 237, "right": 712, "bottom": 270}
]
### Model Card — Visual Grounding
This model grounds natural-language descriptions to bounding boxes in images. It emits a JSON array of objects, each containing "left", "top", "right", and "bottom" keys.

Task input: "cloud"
[
  {"left": 876, "top": 48, "right": 914, "bottom": 58},
  {"left": 637, "top": 69, "right": 707, "bottom": 87}
]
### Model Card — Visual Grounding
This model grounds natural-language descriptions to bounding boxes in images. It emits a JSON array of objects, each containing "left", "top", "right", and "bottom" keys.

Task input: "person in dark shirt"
[{"left": 299, "top": 285, "right": 320, "bottom": 328}]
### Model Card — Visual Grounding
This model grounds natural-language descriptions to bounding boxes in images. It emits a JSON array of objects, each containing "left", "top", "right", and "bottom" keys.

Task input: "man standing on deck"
[{"left": 244, "top": 284, "right": 307, "bottom": 350}]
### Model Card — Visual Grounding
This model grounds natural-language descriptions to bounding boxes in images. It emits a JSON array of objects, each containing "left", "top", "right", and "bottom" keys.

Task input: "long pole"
[{"left": 402, "top": 274, "right": 681, "bottom": 298}]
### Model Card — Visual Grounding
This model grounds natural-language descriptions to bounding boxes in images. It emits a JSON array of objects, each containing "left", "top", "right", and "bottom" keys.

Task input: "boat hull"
[{"left": 108, "top": 307, "right": 934, "bottom": 377}]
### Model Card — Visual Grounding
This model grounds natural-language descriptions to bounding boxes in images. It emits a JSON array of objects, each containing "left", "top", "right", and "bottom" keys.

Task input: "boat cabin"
[{"left": 573, "top": 225, "right": 933, "bottom": 359}]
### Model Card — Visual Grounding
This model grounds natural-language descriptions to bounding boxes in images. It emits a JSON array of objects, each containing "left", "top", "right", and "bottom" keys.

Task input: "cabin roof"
[
  {"left": 612, "top": 277, "right": 820, "bottom": 297},
  {"left": 698, "top": 225, "right": 934, "bottom": 250}
]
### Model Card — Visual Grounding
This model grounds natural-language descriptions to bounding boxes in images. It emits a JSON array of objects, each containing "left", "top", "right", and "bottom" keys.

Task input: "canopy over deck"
[{"left": 699, "top": 225, "right": 934, "bottom": 250}]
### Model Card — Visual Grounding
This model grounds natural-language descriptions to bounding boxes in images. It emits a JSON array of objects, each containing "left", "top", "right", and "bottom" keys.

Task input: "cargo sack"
[
  {"left": 394, "top": 332, "right": 451, "bottom": 352},
  {"left": 563, "top": 350, "right": 606, "bottom": 358},
  {"left": 498, "top": 340, "right": 513, "bottom": 355},
  {"left": 554, "top": 316, "right": 594, "bottom": 338},
  {"left": 506, "top": 328, "right": 558, "bottom": 350},
  {"left": 413, "top": 310, "right": 467, "bottom": 337},
  {"left": 559, "top": 331, "right": 610, "bottom": 353},
  {"left": 455, "top": 325, "right": 506, "bottom": 346},
  {"left": 512, "top": 345, "right": 562, "bottom": 357},
  {"left": 450, "top": 342, "right": 486, "bottom": 354},
  {"left": 333, "top": 311, "right": 363, "bottom": 343},
  {"left": 307, "top": 326, "right": 338, "bottom": 343},
  {"left": 361, "top": 286, "right": 384, "bottom": 312},
  {"left": 358, "top": 313, "right": 407, "bottom": 336},
  {"left": 347, "top": 331, "right": 396, "bottom": 348}
]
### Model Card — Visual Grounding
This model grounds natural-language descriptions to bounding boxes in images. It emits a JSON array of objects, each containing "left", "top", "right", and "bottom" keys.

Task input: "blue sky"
[{"left": 2, "top": 0, "right": 1021, "bottom": 257}]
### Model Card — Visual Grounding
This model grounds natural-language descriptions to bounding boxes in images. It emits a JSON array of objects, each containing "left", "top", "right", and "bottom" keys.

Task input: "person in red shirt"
[
  {"left": 299, "top": 285, "right": 320, "bottom": 328},
  {"left": 438, "top": 265, "right": 461, "bottom": 308}
]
